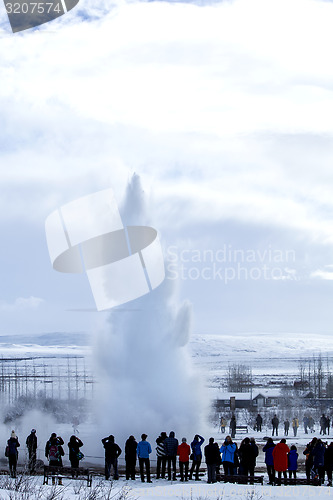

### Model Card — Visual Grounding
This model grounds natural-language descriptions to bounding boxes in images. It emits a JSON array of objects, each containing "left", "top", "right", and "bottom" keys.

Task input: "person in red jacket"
[
  {"left": 272, "top": 438, "right": 290, "bottom": 485},
  {"left": 177, "top": 438, "right": 191, "bottom": 481}
]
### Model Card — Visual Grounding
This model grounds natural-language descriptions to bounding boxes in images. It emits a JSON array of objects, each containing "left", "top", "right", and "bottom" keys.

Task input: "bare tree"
[{"left": 226, "top": 363, "right": 253, "bottom": 393}]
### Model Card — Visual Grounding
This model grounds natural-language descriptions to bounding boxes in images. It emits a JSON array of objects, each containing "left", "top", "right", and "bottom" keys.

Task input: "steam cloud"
[{"left": 92, "top": 174, "right": 207, "bottom": 447}]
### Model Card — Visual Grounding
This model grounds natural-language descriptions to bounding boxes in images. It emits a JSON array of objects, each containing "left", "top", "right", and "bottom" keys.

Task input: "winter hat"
[
  {"left": 11, "top": 430, "right": 16, "bottom": 438},
  {"left": 182, "top": 437, "right": 187, "bottom": 443}
]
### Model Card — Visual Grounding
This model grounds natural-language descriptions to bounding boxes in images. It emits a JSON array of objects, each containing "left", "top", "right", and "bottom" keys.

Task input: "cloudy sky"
[{"left": 0, "top": 0, "right": 333, "bottom": 336}]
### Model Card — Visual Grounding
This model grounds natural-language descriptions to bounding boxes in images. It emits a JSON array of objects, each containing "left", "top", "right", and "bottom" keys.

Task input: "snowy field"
[
  {"left": 1, "top": 330, "right": 333, "bottom": 389},
  {"left": 189, "top": 332, "right": 333, "bottom": 385},
  {"left": 0, "top": 474, "right": 331, "bottom": 500}
]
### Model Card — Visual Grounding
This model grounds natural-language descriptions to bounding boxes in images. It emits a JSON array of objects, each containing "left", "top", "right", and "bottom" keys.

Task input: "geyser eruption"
[{"left": 93, "top": 174, "right": 207, "bottom": 442}]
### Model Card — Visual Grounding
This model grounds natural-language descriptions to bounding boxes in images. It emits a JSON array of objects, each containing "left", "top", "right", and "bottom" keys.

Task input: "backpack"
[
  {"left": 49, "top": 444, "right": 59, "bottom": 461},
  {"left": 8, "top": 439, "right": 18, "bottom": 457}
]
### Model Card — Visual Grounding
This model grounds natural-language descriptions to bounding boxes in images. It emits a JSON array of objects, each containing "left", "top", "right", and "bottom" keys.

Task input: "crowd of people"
[
  {"left": 4, "top": 429, "right": 83, "bottom": 479},
  {"left": 220, "top": 413, "right": 331, "bottom": 437},
  {"left": 263, "top": 436, "right": 333, "bottom": 486},
  {"left": 4, "top": 427, "right": 333, "bottom": 486}
]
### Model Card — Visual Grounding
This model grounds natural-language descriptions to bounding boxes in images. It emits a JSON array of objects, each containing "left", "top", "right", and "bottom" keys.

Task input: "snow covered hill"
[{"left": 0, "top": 330, "right": 331, "bottom": 392}]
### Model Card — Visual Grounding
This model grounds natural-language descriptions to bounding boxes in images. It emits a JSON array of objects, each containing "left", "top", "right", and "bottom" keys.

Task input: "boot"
[
  {"left": 58, "top": 477, "right": 63, "bottom": 486},
  {"left": 52, "top": 477, "right": 55, "bottom": 485}
]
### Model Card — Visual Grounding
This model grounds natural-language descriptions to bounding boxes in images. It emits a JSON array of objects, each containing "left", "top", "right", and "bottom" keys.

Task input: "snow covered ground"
[
  {"left": 1, "top": 330, "right": 333, "bottom": 390},
  {"left": 0, "top": 474, "right": 331, "bottom": 500},
  {"left": 189, "top": 331, "right": 333, "bottom": 387}
]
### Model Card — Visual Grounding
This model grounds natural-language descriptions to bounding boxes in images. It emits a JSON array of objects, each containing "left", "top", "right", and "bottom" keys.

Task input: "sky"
[{"left": 1, "top": 0, "right": 333, "bottom": 336}]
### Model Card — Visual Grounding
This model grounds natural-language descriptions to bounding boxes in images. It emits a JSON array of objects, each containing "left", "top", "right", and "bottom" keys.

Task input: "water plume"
[{"left": 92, "top": 174, "right": 207, "bottom": 446}]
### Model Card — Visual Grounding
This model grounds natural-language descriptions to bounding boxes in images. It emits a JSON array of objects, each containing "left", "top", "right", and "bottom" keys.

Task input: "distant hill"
[{"left": 0, "top": 332, "right": 89, "bottom": 347}]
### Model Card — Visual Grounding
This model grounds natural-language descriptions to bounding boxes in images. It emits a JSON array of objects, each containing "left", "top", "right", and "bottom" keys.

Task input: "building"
[{"left": 214, "top": 388, "right": 283, "bottom": 411}]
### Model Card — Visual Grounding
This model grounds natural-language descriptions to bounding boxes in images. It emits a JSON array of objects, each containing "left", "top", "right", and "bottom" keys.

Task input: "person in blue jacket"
[
  {"left": 189, "top": 434, "right": 205, "bottom": 480},
  {"left": 137, "top": 434, "right": 152, "bottom": 483},
  {"left": 288, "top": 445, "right": 298, "bottom": 479},
  {"left": 263, "top": 438, "right": 275, "bottom": 485},
  {"left": 220, "top": 435, "right": 237, "bottom": 475}
]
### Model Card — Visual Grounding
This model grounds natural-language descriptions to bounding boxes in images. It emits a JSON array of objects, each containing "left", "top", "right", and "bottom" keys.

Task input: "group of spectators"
[
  {"left": 272, "top": 414, "right": 330, "bottom": 437},
  {"left": 5, "top": 427, "right": 333, "bottom": 486},
  {"left": 102, "top": 432, "right": 209, "bottom": 483},
  {"left": 102, "top": 432, "right": 260, "bottom": 484},
  {"left": 4, "top": 429, "right": 83, "bottom": 480},
  {"left": 220, "top": 413, "right": 331, "bottom": 438},
  {"left": 263, "top": 436, "right": 333, "bottom": 486},
  {"left": 103, "top": 431, "right": 333, "bottom": 486}
]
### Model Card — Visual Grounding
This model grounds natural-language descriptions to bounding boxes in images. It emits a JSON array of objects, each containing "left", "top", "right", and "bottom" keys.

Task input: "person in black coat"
[
  {"left": 284, "top": 419, "right": 290, "bottom": 436},
  {"left": 26, "top": 429, "right": 37, "bottom": 474},
  {"left": 204, "top": 437, "right": 220, "bottom": 483},
  {"left": 68, "top": 435, "right": 83, "bottom": 472},
  {"left": 303, "top": 437, "right": 317, "bottom": 482},
  {"left": 125, "top": 435, "right": 137, "bottom": 480},
  {"left": 311, "top": 439, "right": 326, "bottom": 484},
  {"left": 164, "top": 431, "right": 178, "bottom": 481},
  {"left": 320, "top": 414, "right": 327, "bottom": 435},
  {"left": 250, "top": 438, "right": 259, "bottom": 475},
  {"left": 230, "top": 416, "right": 236, "bottom": 439},
  {"left": 238, "top": 437, "right": 257, "bottom": 477},
  {"left": 6, "top": 431, "right": 20, "bottom": 478},
  {"left": 45, "top": 433, "right": 65, "bottom": 467},
  {"left": 272, "top": 415, "right": 279, "bottom": 436},
  {"left": 256, "top": 414, "right": 263, "bottom": 432},
  {"left": 102, "top": 435, "right": 122, "bottom": 480}
]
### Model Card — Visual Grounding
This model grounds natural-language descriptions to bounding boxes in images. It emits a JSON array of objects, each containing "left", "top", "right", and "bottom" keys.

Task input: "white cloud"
[
  {"left": 0, "top": 296, "right": 44, "bottom": 311},
  {"left": 311, "top": 268, "right": 333, "bottom": 281},
  {"left": 0, "top": 0, "right": 332, "bottom": 234},
  {"left": 1, "top": 0, "right": 333, "bottom": 333},
  {"left": 2, "top": 0, "right": 333, "bottom": 137}
]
